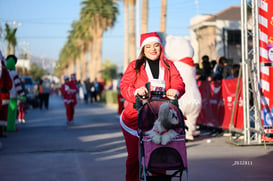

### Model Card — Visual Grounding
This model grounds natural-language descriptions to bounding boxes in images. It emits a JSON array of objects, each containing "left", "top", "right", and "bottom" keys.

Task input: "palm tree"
[
  {"left": 79, "top": 12, "right": 95, "bottom": 81},
  {"left": 141, "top": 0, "right": 148, "bottom": 33},
  {"left": 81, "top": 0, "right": 119, "bottom": 80},
  {"left": 160, "top": 0, "right": 167, "bottom": 32},
  {"left": 69, "top": 21, "right": 82, "bottom": 80},
  {"left": 56, "top": 0, "right": 118, "bottom": 81},
  {"left": 70, "top": 20, "right": 90, "bottom": 81},
  {"left": 123, "top": 0, "right": 129, "bottom": 71},
  {"left": 60, "top": 38, "right": 79, "bottom": 76},
  {"left": 128, "top": 0, "right": 136, "bottom": 63},
  {"left": 4, "top": 23, "right": 17, "bottom": 55}
]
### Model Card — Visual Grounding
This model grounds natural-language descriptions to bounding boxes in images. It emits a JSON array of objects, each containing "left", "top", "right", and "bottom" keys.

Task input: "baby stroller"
[{"left": 135, "top": 85, "right": 189, "bottom": 181}]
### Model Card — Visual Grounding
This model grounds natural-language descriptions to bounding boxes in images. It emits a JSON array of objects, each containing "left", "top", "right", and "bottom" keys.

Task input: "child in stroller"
[{"left": 136, "top": 88, "right": 189, "bottom": 181}]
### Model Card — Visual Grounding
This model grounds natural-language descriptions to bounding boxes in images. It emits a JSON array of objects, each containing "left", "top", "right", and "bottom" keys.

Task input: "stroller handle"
[
  {"left": 135, "top": 82, "right": 178, "bottom": 100},
  {"left": 135, "top": 83, "right": 179, "bottom": 110}
]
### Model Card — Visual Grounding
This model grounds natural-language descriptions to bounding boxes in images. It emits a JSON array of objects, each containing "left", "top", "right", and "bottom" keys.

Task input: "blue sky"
[{"left": 0, "top": 0, "right": 240, "bottom": 67}]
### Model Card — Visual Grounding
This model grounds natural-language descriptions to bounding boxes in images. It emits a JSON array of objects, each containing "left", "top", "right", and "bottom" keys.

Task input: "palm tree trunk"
[
  {"left": 93, "top": 30, "right": 103, "bottom": 80},
  {"left": 83, "top": 53, "right": 88, "bottom": 81},
  {"left": 68, "top": 63, "right": 73, "bottom": 77},
  {"left": 129, "top": 1, "right": 136, "bottom": 61},
  {"left": 141, "top": 0, "right": 148, "bottom": 33},
  {"left": 11, "top": 46, "right": 15, "bottom": 55},
  {"left": 96, "top": 36, "right": 103, "bottom": 79},
  {"left": 123, "top": 1, "right": 129, "bottom": 71},
  {"left": 88, "top": 45, "right": 94, "bottom": 81},
  {"left": 160, "top": 0, "right": 167, "bottom": 32},
  {"left": 80, "top": 51, "right": 86, "bottom": 81},
  {"left": 76, "top": 56, "right": 81, "bottom": 81},
  {"left": 6, "top": 43, "right": 10, "bottom": 56}
]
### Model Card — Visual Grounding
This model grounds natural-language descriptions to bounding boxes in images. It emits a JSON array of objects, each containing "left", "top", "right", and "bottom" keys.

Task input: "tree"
[
  {"left": 100, "top": 59, "right": 118, "bottom": 84},
  {"left": 4, "top": 23, "right": 17, "bottom": 55},
  {"left": 81, "top": 0, "right": 119, "bottom": 80},
  {"left": 69, "top": 20, "right": 90, "bottom": 81},
  {"left": 160, "top": 0, "right": 167, "bottom": 32},
  {"left": 29, "top": 63, "right": 49, "bottom": 81},
  {"left": 55, "top": 0, "right": 118, "bottom": 82},
  {"left": 128, "top": 0, "right": 136, "bottom": 62},
  {"left": 141, "top": 0, "right": 148, "bottom": 33},
  {"left": 123, "top": 0, "right": 129, "bottom": 71}
]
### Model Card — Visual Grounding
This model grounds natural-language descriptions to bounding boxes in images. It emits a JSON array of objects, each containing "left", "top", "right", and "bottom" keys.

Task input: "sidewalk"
[{"left": 0, "top": 94, "right": 273, "bottom": 181}]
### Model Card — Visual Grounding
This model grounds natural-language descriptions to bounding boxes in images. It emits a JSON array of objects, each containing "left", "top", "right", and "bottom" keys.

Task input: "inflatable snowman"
[{"left": 164, "top": 35, "right": 202, "bottom": 141}]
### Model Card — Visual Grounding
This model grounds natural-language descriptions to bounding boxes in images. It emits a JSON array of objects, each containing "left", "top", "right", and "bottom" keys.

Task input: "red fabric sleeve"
[
  {"left": 120, "top": 61, "right": 138, "bottom": 103},
  {"left": 167, "top": 60, "right": 185, "bottom": 98}
]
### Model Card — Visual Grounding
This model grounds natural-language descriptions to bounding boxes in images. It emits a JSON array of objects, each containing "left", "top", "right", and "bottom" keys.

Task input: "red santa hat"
[{"left": 138, "top": 32, "right": 162, "bottom": 59}]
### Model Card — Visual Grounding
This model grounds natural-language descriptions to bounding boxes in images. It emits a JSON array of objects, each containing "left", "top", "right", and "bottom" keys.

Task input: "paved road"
[{"left": 0, "top": 94, "right": 273, "bottom": 181}]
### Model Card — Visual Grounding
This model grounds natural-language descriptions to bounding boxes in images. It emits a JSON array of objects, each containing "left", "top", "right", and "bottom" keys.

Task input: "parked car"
[{"left": 19, "top": 75, "right": 39, "bottom": 108}]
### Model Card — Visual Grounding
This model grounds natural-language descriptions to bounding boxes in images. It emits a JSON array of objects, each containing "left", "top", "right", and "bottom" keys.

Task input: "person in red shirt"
[
  {"left": 61, "top": 75, "right": 77, "bottom": 125},
  {"left": 120, "top": 32, "right": 185, "bottom": 181},
  {"left": 0, "top": 51, "right": 12, "bottom": 137},
  {"left": 70, "top": 73, "right": 78, "bottom": 107}
]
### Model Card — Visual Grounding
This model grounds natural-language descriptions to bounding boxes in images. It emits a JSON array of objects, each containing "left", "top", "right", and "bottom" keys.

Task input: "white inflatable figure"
[{"left": 164, "top": 35, "right": 202, "bottom": 141}]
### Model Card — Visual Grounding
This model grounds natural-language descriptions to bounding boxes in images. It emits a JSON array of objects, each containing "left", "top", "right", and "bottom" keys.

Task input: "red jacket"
[
  {"left": 0, "top": 63, "right": 12, "bottom": 107},
  {"left": 120, "top": 59, "right": 185, "bottom": 130},
  {"left": 69, "top": 80, "right": 78, "bottom": 106},
  {"left": 61, "top": 82, "right": 74, "bottom": 105}
]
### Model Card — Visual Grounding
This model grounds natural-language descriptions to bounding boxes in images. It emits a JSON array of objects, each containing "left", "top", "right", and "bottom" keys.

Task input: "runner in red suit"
[
  {"left": 0, "top": 52, "right": 12, "bottom": 137},
  {"left": 61, "top": 75, "right": 77, "bottom": 124}
]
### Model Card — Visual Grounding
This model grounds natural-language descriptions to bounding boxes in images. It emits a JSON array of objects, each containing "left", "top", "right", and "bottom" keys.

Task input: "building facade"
[{"left": 190, "top": 6, "right": 241, "bottom": 64}]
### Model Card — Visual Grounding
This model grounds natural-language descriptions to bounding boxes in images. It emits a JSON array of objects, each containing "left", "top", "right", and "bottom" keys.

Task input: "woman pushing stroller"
[{"left": 120, "top": 32, "right": 186, "bottom": 181}]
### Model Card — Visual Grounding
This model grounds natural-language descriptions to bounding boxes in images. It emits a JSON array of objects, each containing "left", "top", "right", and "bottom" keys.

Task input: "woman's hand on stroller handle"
[
  {"left": 165, "top": 89, "right": 179, "bottom": 100},
  {"left": 135, "top": 86, "right": 149, "bottom": 99},
  {"left": 135, "top": 82, "right": 178, "bottom": 100}
]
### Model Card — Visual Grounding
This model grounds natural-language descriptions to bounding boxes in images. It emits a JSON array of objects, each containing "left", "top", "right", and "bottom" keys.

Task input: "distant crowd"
[
  {"left": 195, "top": 55, "right": 241, "bottom": 81},
  {"left": 78, "top": 77, "right": 105, "bottom": 103}
]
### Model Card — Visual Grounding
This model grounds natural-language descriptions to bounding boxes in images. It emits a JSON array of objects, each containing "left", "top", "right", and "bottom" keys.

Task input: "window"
[{"left": 228, "top": 30, "right": 241, "bottom": 45}]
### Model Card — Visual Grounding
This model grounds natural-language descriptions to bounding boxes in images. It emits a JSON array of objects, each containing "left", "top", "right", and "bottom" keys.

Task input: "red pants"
[
  {"left": 65, "top": 103, "right": 75, "bottom": 122},
  {"left": 0, "top": 105, "right": 8, "bottom": 134},
  {"left": 18, "top": 102, "right": 25, "bottom": 120},
  {"left": 121, "top": 127, "right": 139, "bottom": 181},
  {"left": 0, "top": 105, "right": 8, "bottom": 122}
]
